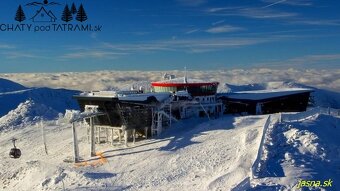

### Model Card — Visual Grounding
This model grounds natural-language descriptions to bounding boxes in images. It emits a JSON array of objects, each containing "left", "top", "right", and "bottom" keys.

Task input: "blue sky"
[{"left": 0, "top": 0, "right": 340, "bottom": 72}]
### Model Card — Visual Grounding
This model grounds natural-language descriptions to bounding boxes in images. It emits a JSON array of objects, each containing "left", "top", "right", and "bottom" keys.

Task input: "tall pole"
[
  {"left": 90, "top": 117, "right": 96, "bottom": 157},
  {"left": 184, "top": 66, "right": 188, "bottom": 83},
  {"left": 41, "top": 120, "right": 48, "bottom": 155},
  {"left": 169, "top": 104, "right": 172, "bottom": 128},
  {"left": 157, "top": 112, "right": 162, "bottom": 135},
  {"left": 72, "top": 122, "right": 79, "bottom": 163}
]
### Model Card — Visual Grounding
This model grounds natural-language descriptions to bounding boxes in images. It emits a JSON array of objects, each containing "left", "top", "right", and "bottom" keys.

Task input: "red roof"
[{"left": 151, "top": 82, "right": 219, "bottom": 87}]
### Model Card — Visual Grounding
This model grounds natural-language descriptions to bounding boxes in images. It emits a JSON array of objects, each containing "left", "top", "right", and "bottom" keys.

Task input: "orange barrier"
[{"left": 74, "top": 152, "right": 108, "bottom": 167}]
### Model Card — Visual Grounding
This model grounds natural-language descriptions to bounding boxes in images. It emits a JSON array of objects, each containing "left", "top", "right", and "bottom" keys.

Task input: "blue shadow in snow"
[
  {"left": 83, "top": 172, "right": 116, "bottom": 179},
  {"left": 158, "top": 116, "right": 237, "bottom": 152}
]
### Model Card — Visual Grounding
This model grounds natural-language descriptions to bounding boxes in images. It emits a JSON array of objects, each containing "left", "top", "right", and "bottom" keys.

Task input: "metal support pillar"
[
  {"left": 90, "top": 117, "right": 96, "bottom": 157},
  {"left": 132, "top": 129, "right": 136, "bottom": 144},
  {"left": 169, "top": 104, "right": 172, "bottom": 128},
  {"left": 72, "top": 122, "right": 80, "bottom": 163},
  {"left": 41, "top": 120, "right": 48, "bottom": 155},
  {"left": 157, "top": 112, "right": 162, "bottom": 135},
  {"left": 124, "top": 129, "right": 128, "bottom": 146}
]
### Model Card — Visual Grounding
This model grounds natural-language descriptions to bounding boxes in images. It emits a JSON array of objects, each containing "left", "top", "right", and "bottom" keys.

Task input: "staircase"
[{"left": 151, "top": 98, "right": 176, "bottom": 137}]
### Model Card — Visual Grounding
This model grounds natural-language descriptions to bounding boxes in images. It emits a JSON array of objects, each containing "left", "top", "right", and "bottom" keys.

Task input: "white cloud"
[
  {"left": 2, "top": 51, "right": 43, "bottom": 59},
  {"left": 207, "top": 7, "right": 241, "bottom": 13},
  {"left": 0, "top": 44, "right": 15, "bottom": 49},
  {"left": 61, "top": 50, "right": 127, "bottom": 59},
  {"left": 186, "top": 29, "right": 200, "bottom": 34},
  {"left": 240, "top": 8, "right": 297, "bottom": 19},
  {"left": 262, "top": 0, "right": 288, "bottom": 8},
  {"left": 177, "top": 0, "right": 206, "bottom": 7},
  {"left": 102, "top": 35, "right": 283, "bottom": 53},
  {"left": 259, "top": 53, "right": 340, "bottom": 67},
  {"left": 288, "top": 19, "right": 340, "bottom": 26},
  {"left": 208, "top": 5, "right": 338, "bottom": 28},
  {"left": 262, "top": 0, "right": 313, "bottom": 7},
  {"left": 206, "top": 25, "right": 244, "bottom": 34},
  {"left": 207, "top": 6, "right": 297, "bottom": 19},
  {"left": 90, "top": 32, "right": 98, "bottom": 39},
  {"left": 212, "top": 20, "right": 225, "bottom": 26},
  {"left": 1, "top": 69, "right": 339, "bottom": 92}
]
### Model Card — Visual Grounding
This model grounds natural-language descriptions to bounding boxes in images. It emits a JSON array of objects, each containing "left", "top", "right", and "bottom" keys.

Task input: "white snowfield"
[
  {"left": 1, "top": 110, "right": 338, "bottom": 191},
  {"left": 253, "top": 113, "right": 340, "bottom": 190},
  {"left": 0, "top": 115, "right": 267, "bottom": 191}
]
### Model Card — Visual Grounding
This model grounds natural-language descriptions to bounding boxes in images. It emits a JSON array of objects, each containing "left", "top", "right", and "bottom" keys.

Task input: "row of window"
[
  {"left": 194, "top": 96, "right": 216, "bottom": 103},
  {"left": 153, "top": 85, "right": 217, "bottom": 95}
]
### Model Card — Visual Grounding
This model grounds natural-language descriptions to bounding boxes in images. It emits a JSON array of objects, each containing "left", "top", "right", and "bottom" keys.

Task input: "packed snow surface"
[
  {"left": 1, "top": 112, "right": 338, "bottom": 190},
  {"left": 252, "top": 114, "right": 340, "bottom": 190},
  {"left": 0, "top": 115, "right": 267, "bottom": 191},
  {"left": 225, "top": 88, "right": 312, "bottom": 101}
]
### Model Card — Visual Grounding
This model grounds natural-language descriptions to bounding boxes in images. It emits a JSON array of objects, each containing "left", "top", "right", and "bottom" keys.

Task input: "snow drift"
[
  {"left": 0, "top": 100, "right": 58, "bottom": 132},
  {"left": 252, "top": 114, "right": 340, "bottom": 190}
]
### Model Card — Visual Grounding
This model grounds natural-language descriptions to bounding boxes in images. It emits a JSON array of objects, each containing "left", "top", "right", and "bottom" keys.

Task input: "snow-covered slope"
[
  {"left": 0, "top": 77, "right": 339, "bottom": 190},
  {"left": 252, "top": 114, "right": 340, "bottom": 190},
  {"left": 225, "top": 81, "right": 340, "bottom": 109},
  {"left": 0, "top": 78, "right": 27, "bottom": 93},
  {"left": 0, "top": 115, "right": 267, "bottom": 191},
  {"left": 1, "top": 111, "right": 338, "bottom": 190},
  {"left": 0, "top": 100, "right": 58, "bottom": 132},
  {"left": 0, "top": 78, "right": 80, "bottom": 117}
]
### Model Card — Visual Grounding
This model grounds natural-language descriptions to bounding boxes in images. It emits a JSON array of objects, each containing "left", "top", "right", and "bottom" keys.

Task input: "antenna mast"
[{"left": 184, "top": 66, "right": 188, "bottom": 83}]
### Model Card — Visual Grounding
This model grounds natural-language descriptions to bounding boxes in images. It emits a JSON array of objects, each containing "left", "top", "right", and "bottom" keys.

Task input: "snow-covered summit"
[
  {"left": 0, "top": 78, "right": 27, "bottom": 93},
  {"left": 0, "top": 100, "right": 58, "bottom": 132},
  {"left": 0, "top": 85, "right": 80, "bottom": 117}
]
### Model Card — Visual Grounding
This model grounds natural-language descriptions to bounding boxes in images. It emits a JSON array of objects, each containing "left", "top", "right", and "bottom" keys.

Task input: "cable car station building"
[{"left": 73, "top": 74, "right": 313, "bottom": 147}]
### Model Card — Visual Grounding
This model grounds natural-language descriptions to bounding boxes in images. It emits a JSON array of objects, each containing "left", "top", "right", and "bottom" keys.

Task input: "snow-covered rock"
[
  {"left": 0, "top": 100, "right": 58, "bottom": 132},
  {"left": 0, "top": 80, "right": 80, "bottom": 117}
]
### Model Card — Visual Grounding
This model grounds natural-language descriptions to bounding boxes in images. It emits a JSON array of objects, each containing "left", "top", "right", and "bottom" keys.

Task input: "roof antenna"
[{"left": 184, "top": 66, "right": 188, "bottom": 83}]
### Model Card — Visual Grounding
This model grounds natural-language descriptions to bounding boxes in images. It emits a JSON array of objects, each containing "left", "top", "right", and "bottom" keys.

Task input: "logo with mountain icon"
[
  {"left": 1, "top": 0, "right": 101, "bottom": 32},
  {"left": 14, "top": 0, "right": 88, "bottom": 23}
]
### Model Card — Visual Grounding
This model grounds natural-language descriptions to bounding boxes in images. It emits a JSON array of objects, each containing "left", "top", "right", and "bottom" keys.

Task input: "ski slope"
[
  {"left": 1, "top": 111, "right": 338, "bottom": 190},
  {"left": 0, "top": 115, "right": 267, "bottom": 191}
]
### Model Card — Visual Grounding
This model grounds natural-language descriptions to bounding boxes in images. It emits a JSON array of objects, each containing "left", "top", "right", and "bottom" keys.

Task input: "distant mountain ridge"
[
  {"left": 0, "top": 78, "right": 338, "bottom": 132},
  {"left": 0, "top": 78, "right": 27, "bottom": 93},
  {"left": 0, "top": 78, "right": 80, "bottom": 117}
]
